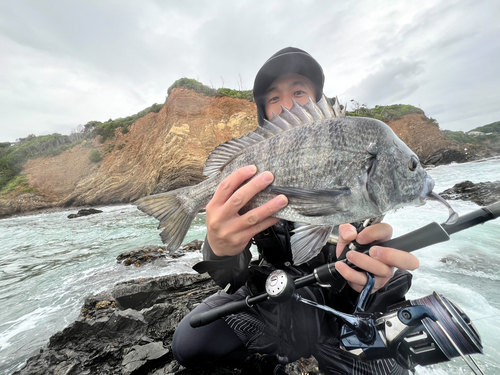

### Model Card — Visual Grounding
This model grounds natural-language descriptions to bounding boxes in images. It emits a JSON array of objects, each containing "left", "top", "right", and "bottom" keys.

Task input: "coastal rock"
[
  {"left": 67, "top": 208, "right": 103, "bottom": 219},
  {"left": 385, "top": 114, "right": 457, "bottom": 162},
  {"left": 116, "top": 240, "right": 203, "bottom": 267},
  {"left": 422, "top": 144, "right": 493, "bottom": 166},
  {"left": 14, "top": 273, "right": 320, "bottom": 375},
  {"left": 423, "top": 148, "right": 474, "bottom": 166},
  {"left": 439, "top": 180, "right": 500, "bottom": 206}
]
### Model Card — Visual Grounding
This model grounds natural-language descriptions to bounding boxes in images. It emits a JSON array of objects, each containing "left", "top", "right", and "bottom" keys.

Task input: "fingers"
[
  {"left": 238, "top": 199, "right": 286, "bottom": 239},
  {"left": 336, "top": 222, "right": 393, "bottom": 258},
  {"left": 241, "top": 193, "right": 287, "bottom": 223},
  {"left": 335, "top": 222, "right": 418, "bottom": 293},
  {"left": 368, "top": 247, "right": 419, "bottom": 271},
  {"left": 210, "top": 166, "right": 279, "bottom": 218},
  {"left": 335, "top": 253, "right": 394, "bottom": 293},
  {"left": 356, "top": 223, "right": 393, "bottom": 245},
  {"left": 336, "top": 224, "right": 357, "bottom": 258},
  {"left": 205, "top": 165, "right": 289, "bottom": 257},
  {"left": 210, "top": 165, "right": 258, "bottom": 207}
]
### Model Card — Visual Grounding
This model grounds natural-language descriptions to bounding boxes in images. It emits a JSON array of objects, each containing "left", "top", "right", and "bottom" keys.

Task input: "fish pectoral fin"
[
  {"left": 291, "top": 224, "right": 334, "bottom": 265},
  {"left": 267, "top": 186, "right": 350, "bottom": 216}
]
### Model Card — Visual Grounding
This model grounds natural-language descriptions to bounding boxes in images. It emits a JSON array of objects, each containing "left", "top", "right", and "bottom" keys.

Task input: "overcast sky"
[{"left": 1, "top": 0, "right": 499, "bottom": 142}]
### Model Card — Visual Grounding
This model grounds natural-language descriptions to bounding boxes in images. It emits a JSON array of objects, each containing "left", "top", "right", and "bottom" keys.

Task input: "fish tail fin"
[{"left": 136, "top": 186, "right": 200, "bottom": 250}]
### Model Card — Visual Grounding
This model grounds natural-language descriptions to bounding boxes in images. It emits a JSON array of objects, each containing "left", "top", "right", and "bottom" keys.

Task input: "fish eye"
[{"left": 409, "top": 157, "right": 419, "bottom": 171}]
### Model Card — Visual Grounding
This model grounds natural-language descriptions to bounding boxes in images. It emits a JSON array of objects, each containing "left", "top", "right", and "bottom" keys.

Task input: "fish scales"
[{"left": 237, "top": 118, "right": 377, "bottom": 224}]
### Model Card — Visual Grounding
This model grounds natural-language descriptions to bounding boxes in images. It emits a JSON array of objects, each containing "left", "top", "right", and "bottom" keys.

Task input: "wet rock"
[
  {"left": 423, "top": 148, "right": 475, "bottom": 166},
  {"left": 122, "top": 342, "right": 169, "bottom": 375},
  {"left": 422, "top": 145, "right": 494, "bottom": 166},
  {"left": 67, "top": 208, "right": 103, "bottom": 219},
  {"left": 439, "top": 180, "right": 500, "bottom": 206},
  {"left": 14, "top": 273, "right": 319, "bottom": 375},
  {"left": 116, "top": 240, "right": 203, "bottom": 267}
]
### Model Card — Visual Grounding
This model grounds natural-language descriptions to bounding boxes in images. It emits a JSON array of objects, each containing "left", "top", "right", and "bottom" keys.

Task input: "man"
[{"left": 172, "top": 47, "right": 418, "bottom": 374}]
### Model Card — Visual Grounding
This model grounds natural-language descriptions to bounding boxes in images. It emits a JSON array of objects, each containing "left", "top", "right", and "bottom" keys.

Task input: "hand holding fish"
[
  {"left": 206, "top": 165, "right": 288, "bottom": 257},
  {"left": 335, "top": 223, "right": 419, "bottom": 293}
]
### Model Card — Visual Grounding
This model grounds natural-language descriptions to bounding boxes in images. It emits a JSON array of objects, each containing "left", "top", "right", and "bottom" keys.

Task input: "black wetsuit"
[{"left": 172, "top": 220, "right": 414, "bottom": 374}]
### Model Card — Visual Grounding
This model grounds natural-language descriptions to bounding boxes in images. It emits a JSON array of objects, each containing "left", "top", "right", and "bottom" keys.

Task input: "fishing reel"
[{"left": 265, "top": 268, "right": 483, "bottom": 373}]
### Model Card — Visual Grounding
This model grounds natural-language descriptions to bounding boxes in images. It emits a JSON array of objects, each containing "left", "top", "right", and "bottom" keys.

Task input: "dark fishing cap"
[{"left": 253, "top": 47, "right": 325, "bottom": 125}]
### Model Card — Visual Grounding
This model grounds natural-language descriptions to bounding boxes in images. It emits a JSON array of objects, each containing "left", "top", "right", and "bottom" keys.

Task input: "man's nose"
[{"left": 283, "top": 95, "right": 293, "bottom": 110}]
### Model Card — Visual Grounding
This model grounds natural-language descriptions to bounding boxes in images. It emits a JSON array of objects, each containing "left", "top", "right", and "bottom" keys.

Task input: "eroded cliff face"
[
  {"left": 385, "top": 114, "right": 457, "bottom": 162},
  {"left": 0, "top": 91, "right": 468, "bottom": 218},
  {"left": 1, "top": 88, "right": 257, "bottom": 217}
]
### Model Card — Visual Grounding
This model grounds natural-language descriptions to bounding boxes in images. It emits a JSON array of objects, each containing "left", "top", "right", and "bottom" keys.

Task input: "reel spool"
[{"left": 390, "top": 292, "right": 483, "bottom": 371}]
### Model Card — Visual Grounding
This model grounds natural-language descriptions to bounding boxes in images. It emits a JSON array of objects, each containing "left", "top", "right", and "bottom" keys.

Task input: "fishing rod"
[{"left": 190, "top": 201, "right": 500, "bottom": 373}]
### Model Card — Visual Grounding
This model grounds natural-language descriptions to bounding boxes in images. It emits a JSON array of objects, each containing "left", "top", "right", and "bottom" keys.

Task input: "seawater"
[{"left": 0, "top": 158, "right": 499, "bottom": 374}]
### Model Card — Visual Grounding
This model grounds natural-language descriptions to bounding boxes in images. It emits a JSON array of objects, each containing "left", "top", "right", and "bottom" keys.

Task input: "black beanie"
[{"left": 253, "top": 47, "right": 325, "bottom": 126}]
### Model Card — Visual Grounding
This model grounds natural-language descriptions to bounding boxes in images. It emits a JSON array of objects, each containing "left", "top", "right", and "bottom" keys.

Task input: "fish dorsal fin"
[
  {"left": 331, "top": 96, "right": 346, "bottom": 117},
  {"left": 203, "top": 96, "right": 343, "bottom": 177},
  {"left": 303, "top": 96, "right": 325, "bottom": 121},
  {"left": 279, "top": 106, "right": 302, "bottom": 127},
  {"left": 289, "top": 99, "right": 314, "bottom": 124}
]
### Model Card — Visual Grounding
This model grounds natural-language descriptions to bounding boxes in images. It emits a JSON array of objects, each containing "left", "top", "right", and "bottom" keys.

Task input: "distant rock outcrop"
[
  {"left": 439, "top": 180, "right": 500, "bottom": 206},
  {"left": 67, "top": 208, "right": 103, "bottom": 219},
  {"left": 116, "top": 240, "right": 203, "bottom": 267},
  {"left": 385, "top": 114, "right": 458, "bottom": 163},
  {"left": 383, "top": 114, "right": 492, "bottom": 166}
]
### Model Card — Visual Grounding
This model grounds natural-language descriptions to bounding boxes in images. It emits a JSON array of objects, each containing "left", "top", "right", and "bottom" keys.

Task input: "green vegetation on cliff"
[
  {"left": 89, "top": 150, "right": 102, "bottom": 163},
  {"left": 444, "top": 130, "right": 499, "bottom": 147},
  {"left": 0, "top": 174, "right": 36, "bottom": 195},
  {"left": 0, "top": 134, "right": 81, "bottom": 191},
  {"left": 0, "top": 103, "right": 164, "bottom": 191},
  {"left": 346, "top": 102, "right": 428, "bottom": 122},
  {"left": 473, "top": 121, "right": 500, "bottom": 134},
  {"left": 167, "top": 78, "right": 254, "bottom": 102},
  {"left": 87, "top": 103, "right": 163, "bottom": 143}
]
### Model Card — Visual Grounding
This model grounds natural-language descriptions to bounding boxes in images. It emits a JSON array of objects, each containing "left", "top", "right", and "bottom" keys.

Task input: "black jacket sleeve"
[{"left": 192, "top": 236, "right": 253, "bottom": 294}]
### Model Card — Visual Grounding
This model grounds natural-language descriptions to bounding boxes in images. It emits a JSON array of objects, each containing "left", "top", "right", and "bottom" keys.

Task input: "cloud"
[{"left": 342, "top": 58, "right": 425, "bottom": 107}]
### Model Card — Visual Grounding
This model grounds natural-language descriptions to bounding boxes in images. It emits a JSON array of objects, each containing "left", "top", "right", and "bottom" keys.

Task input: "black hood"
[{"left": 253, "top": 47, "right": 325, "bottom": 126}]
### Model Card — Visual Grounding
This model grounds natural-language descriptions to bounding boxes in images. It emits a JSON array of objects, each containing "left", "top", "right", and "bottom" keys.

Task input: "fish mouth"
[
  {"left": 423, "top": 175, "right": 459, "bottom": 224},
  {"left": 420, "top": 175, "right": 435, "bottom": 200}
]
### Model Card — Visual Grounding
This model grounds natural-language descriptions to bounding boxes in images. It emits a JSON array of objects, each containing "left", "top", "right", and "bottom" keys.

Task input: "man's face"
[{"left": 264, "top": 73, "right": 317, "bottom": 121}]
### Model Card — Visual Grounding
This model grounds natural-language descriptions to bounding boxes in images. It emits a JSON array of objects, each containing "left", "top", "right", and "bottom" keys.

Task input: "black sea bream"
[{"left": 137, "top": 95, "right": 451, "bottom": 264}]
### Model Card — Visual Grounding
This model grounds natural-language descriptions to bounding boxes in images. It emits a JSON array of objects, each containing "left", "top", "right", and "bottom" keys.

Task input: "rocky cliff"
[
  {"left": 0, "top": 90, "right": 485, "bottom": 218},
  {"left": 0, "top": 88, "right": 258, "bottom": 217}
]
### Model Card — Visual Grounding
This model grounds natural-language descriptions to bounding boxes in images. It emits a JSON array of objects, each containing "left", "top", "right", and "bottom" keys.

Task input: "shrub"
[
  {"left": 347, "top": 103, "right": 423, "bottom": 122},
  {"left": 471, "top": 121, "right": 500, "bottom": 134},
  {"left": 217, "top": 88, "right": 254, "bottom": 102},
  {"left": 91, "top": 103, "right": 163, "bottom": 142},
  {"left": 167, "top": 78, "right": 217, "bottom": 97},
  {"left": 0, "top": 174, "right": 29, "bottom": 195},
  {"left": 89, "top": 150, "right": 102, "bottom": 163}
]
